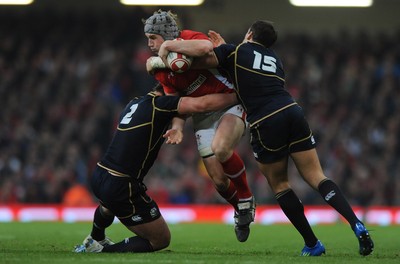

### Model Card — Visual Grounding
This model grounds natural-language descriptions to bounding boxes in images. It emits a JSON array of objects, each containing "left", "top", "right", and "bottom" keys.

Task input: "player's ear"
[
  {"left": 243, "top": 29, "right": 253, "bottom": 43},
  {"left": 247, "top": 31, "right": 253, "bottom": 41}
]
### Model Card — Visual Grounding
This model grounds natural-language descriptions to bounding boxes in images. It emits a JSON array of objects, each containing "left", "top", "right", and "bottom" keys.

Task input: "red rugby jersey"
[{"left": 154, "top": 30, "right": 234, "bottom": 97}]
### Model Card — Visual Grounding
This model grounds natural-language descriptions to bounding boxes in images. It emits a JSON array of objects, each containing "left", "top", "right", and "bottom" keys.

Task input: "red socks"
[
  {"left": 217, "top": 180, "right": 239, "bottom": 211},
  {"left": 221, "top": 152, "right": 252, "bottom": 200}
]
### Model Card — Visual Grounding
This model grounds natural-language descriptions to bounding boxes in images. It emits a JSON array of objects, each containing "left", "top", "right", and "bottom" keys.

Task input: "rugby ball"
[{"left": 166, "top": 52, "right": 193, "bottom": 73}]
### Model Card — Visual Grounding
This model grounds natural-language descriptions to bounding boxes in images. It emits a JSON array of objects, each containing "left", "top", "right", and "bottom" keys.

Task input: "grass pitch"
[{"left": 0, "top": 222, "right": 398, "bottom": 264}]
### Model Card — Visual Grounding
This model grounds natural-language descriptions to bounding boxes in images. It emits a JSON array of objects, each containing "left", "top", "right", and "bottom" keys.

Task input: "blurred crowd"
[{"left": 0, "top": 9, "right": 399, "bottom": 207}]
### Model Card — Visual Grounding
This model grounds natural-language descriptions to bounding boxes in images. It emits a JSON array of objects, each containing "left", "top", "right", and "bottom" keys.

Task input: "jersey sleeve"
[
  {"left": 180, "top": 30, "right": 210, "bottom": 40},
  {"left": 154, "top": 95, "right": 180, "bottom": 113},
  {"left": 214, "top": 44, "right": 236, "bottom": 68}
]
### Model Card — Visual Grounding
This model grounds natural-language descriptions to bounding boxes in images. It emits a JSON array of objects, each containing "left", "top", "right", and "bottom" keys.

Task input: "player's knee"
[
  {"left": 211, "top": 142, "right": 232, "bottom": 162},
  {"left": 271, "top": 181, "right": 290, "bottom": 194},
  {"left": 100, "top": 205, "right": 114, "bottom": 217},
  {"left": 152, "top": 232, "right": 171, "bottom": 250}
]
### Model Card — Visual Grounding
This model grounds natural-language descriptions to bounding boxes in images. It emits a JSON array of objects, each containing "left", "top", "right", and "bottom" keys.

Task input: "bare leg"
[
  {"left": 212, "top": 114, "right": 252, "bottom": 200},
  {"left": 102, "top": 215, "right": 171, "bottom": 253}
]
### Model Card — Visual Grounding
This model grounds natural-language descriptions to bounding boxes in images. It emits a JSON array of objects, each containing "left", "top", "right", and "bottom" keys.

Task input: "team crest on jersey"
[{"left": 150, "top": 207, "right": 159, "bottom": 218}]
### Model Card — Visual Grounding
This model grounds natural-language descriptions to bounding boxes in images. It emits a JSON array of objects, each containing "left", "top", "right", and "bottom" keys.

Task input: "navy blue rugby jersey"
[
  {"left": 214, "top": 42, "right": 296, "bottom": 126},
  {"left": 99, "top": 92, "right": 180, "bottom": 181}
]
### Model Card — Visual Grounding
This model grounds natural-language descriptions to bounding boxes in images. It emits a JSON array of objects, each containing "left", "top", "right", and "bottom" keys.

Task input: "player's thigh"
[
  {"left": 194, "top": 104, "right": 245, "bottom": 158},
  {"left": 194, "top": 125, "right": 229, "bottom": 188},
  {"left": 290, "top": 149, "right": 326, "bottom": 189},
  {"left": 257, "top": 157, "right": 290, "bottom": 193},
  {"left": 91, "top": 168, "right": 137, "bottom": 219},
  {"left": 213, "top": 113, "right": 245, "bottom": 150}
]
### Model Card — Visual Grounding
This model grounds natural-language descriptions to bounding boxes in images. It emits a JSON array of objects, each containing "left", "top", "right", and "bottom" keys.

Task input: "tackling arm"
[
  {"left": 159, "top": 39, "right": 213, "bottom": 58},
  {"left": 163, "top": 116, "right": 186, "bottom": 144},
  {"left": 208, "top": 30, "right": 226, "bottom": 47},
  {"left": 158, "top": 40, "right": 219, "bottom": 69},
  {"left": 177, "top": 93, "right": 237, "bottom": 115},
  {"left": 163, "top": 93, "right": 237, "bottom": 144},
  {"left": 163, "top": 90, "right": 187, "bottom": 144}
]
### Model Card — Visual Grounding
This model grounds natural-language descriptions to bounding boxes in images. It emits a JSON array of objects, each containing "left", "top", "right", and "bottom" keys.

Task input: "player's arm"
[
  {"left": 164, "top": 93, "right": 237, "bottom": 144},
  {"left": 164, "top": 116, "right": 186, "bottom": 144},
  {"left": 163, "top": 90, "right": 186, "bottom": 144},
  {"left": 208, "top": 30, "right": 226, "bottom": 47},
  {"left": 158, "top": 39, "right": 219, "bottom": 69},
  {"left": 159, "top": 39, "right": 213, "bottom": 58},
  {"left": 177, "top": 93, "right": 237, "bottom": 115}
]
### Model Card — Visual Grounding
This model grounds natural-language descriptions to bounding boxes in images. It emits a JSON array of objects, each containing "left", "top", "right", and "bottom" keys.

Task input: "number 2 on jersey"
[
  {"left": 252, "top": 51, "right": 277, "bottom": 73},
  {"left": 120, "top": 104, "right": 138, "bottom": 124}
]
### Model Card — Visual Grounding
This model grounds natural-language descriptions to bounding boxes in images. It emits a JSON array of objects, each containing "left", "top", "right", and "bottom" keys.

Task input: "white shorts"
[{"left": 193, "top": 104, "right": 246, "bottom": 157}]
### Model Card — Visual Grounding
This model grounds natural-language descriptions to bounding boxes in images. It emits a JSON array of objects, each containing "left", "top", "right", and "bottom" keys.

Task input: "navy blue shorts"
[
  {"left": 90, "top": 166, "right": 161, "bottom": 226},
  {"left": 250, "top": 104, "right": 316, "bottom": 164}
]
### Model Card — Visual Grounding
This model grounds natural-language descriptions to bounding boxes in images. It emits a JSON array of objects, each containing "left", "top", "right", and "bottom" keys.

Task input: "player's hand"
[
  {"left": 163, "top": 129, "right": 183, "bottom": 144},
  {"left": 146, "top": 57, "right": 156, "bottom": 75},
  {"left": 146, "top": 56, "right": 167, "bottom": 75},
  {"left": 208, "top": 30, "right": 226, "bottom": 47},
  {"left": 158, "top": 40, "right": 172, "bottom": 65}
]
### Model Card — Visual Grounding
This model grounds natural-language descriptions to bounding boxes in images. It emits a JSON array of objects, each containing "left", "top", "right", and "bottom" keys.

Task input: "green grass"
[{"left": 0, "top": 222, "right": 398, "bottom": 264}]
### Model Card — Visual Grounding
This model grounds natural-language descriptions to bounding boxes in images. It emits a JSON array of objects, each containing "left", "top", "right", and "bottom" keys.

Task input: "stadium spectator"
[{"left": 62, "top": 183, "right": 94, "bottom": 206}]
